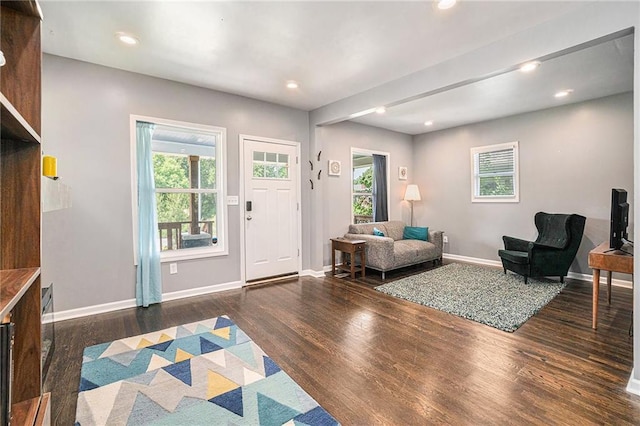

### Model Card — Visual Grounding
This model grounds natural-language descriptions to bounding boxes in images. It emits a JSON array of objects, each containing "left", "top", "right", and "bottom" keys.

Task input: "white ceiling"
[
  {"left": 40, "top": 1, "right": 588, "bottom": 114},
  {"left": 353, "top": 33, "right": 634, "bottom": 135}
]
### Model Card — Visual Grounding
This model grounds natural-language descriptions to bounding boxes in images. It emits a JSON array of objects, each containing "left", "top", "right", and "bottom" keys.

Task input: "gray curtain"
[{"left": 372, "top": 154, "right": 388, "bottom": 222}]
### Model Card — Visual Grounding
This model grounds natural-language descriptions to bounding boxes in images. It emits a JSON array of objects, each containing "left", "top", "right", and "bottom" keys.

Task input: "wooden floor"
[{"left": 46, "top": 264, "right": 640, "bottom": 425}]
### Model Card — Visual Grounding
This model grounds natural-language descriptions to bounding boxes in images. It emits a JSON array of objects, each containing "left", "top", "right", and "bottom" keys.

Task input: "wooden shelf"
[
  {"left": 0, "top": 92, "right": 41, "bottom": 144},
  {"left": 0, "top": 268, "right": 40, "bottom": 319},
  {"left": 11, "top": 396, "right": 40, "bottom": 426},
  {"left": 34, "top": 393, "right": 50, "bottom": 426},
  {"left": 1, "top": 2, "right": 45, "bottom": 423},
  {"left": 1, "top": 1, "right": 42, "bottom": 20}
]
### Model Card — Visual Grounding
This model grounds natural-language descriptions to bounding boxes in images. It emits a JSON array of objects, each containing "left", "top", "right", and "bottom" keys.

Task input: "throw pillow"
[
  {"left": 373, "top": 227, "right": 385, "bottom": 237},
  {"left": 403, "top": 226, "right": 429, "bottom": 241}
]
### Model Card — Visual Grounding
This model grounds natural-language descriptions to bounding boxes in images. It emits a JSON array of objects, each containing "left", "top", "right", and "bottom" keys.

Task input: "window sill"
[
  {"left": 160, "top": 247, "right": 228, "bottom": 262},
  {"left": 471, "top": 197, "right": 519, "bottom": 203}
]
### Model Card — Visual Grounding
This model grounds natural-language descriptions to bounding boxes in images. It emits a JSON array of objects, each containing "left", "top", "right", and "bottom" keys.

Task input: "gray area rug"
[{"left": 375, "top": 263, "right": 566, "bottom": 332}]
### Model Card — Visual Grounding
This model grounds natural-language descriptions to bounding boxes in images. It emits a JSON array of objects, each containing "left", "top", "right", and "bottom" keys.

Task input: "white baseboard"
[
  {"left": 627, "top": 369, "right": 640, "bottom": 396},
  {"left": 44, "top": 280, "right": 243, "bottom": 324},
  {"left": 43, "top": 298, "right": 137, "bottom": 323},
  {"left": 301, "top": 269, "right": 326, "bottom": 278},
  {"left": 162, "top": 281, "right": 242, "bottom": 302},
  {"left": 442, "top": 253, "right": 633, "bottom": 288}
]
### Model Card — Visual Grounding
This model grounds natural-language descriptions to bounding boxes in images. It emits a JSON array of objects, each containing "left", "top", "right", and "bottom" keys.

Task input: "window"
[
  {"left": 352, "top": 153, "right": 373, "bottom": 223},
  {"left": 470, "top": 141, "right": 519, "bottom": 203},
  {"left": 351, "top": 148, "right": 390, "bottom": 223},
  {"left": 253, "top": 152, "right": 290, "bottom": 179},
  {"left": 132, "top": 117, "right": 227, "bottom": 261}
]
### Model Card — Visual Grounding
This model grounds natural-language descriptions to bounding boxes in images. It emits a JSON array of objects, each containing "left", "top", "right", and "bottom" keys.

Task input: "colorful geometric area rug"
[{"left": 75, "top": 315, "right": 339, "bottom": 425}]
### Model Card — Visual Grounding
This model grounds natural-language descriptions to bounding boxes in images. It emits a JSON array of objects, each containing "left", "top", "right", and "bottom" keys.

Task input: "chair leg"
[
  {"left": 381, "top": 271, "right": 386, "bottom": 280},
  {"left": 503, "top": 268, "right": 506, "bottom": 274},
  {"left": 524, "top": 276, "right": 528, "bottom": 284},
  {"left": 560, "top": 276, "right": 565, "bottom": 284}
]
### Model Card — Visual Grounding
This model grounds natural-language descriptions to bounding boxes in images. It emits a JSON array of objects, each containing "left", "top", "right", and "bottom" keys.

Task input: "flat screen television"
[{"left": 610, "top": 188, "right": 629, "bottom": 250}]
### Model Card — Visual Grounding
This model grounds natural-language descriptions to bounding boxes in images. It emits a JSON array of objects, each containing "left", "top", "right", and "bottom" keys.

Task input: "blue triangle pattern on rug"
[
  {"left": 108, "top": 349, "right": 139, "bottom": 367},
  {"left": 209, "top": 387, "right": 244, "bottom": 417},
  {"left": 214, "top": 316, "right": 234, "bottom": 329},
  {"left": 162, "top": 359, "right": 192, "bottom": 386},
  {"left": 257, "top": 392, "right": 301, "bottom": 426},
  {"left": 227, "top": 341, "right": 258, "bottom": 368},
  {"left": 200, "top": 336, "right": 223, "bottom": 354},
  {"left": 75, "top": 315, "right": 340, "bottom": 425},
  {"left": 294, "top": 406, "right": 340, "bottom": 426},
  {"left": 127, "top": 391, "right": 170, "bottom": 424},
  {"left": 263, "top": 356, "right": 281, "bottom": 377},
  {"left": 78, "top": 377, "right": 98, "bottom": 392},
  {"left": 82, "top": 342, "right": 111, "bottom": 361},
  {"left": 147, "top": 340, "right": 172, "bottom": 352}
]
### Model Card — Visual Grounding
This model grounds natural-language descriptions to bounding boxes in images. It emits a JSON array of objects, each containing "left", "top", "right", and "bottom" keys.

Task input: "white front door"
[{"left": 243, "top": 138, "right": 299, "bottom": 281}]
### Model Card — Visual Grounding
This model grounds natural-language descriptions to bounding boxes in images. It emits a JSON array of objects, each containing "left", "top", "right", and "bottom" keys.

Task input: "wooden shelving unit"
[{"left": 1, "top": 1, "right": 49, "bottom": 424}]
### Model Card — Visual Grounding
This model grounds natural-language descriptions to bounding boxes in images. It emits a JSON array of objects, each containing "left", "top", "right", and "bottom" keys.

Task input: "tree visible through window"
[
  {"left": 150, "top": 124, "right": 225, "bottom": 255},
  {"left": 471, "top": 141, "right": 519, "bottom": 203},
  {"left": 352, "top": 153, "right": 373, "bottom": 223}
]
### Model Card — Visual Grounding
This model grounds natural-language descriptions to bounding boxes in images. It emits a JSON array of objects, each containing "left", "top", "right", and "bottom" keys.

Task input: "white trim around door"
[{"left": 239, "top": 134, "right": 302, "bottom": 284}]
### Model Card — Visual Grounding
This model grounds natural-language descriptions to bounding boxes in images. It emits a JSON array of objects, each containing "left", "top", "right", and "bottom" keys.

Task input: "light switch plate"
[
  {"left": 227, "top": 195, "right": 239, "bottom": 205},
  {"left": 169, "top": 263, "right": 178, "bottom": 274}
]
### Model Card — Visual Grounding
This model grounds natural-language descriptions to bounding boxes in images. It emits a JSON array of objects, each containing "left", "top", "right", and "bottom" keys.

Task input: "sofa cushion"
[
  {"left": 394, "top": 240, "right": 437, "bottom": 267},
  {"left": 349, "top": 223, "right": 387, "bottom": 237},
  {"left": 403, "top": 226, "right": 429, "bottom": 241},
  {"left": 373, "top": 227, "right": 385, "bottom": 236},
  {"left": 384, "top": 221, "right": 405, "bottom": 241}
]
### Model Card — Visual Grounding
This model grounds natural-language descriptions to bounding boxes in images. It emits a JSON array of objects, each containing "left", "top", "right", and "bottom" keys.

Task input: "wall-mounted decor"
[
  {"left": 328, "top": 160, "right": 341, "bottom": 176},
  {"left": 399, "top": 166, "right": 408, "bottom": 180}
]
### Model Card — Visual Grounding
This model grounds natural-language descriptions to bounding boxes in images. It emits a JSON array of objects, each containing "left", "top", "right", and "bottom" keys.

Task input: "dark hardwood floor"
[{"left": 46, "top": 263, "right": 640, "bottom": 425}]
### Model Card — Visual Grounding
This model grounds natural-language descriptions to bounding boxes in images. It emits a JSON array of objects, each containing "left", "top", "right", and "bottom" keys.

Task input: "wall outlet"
[
  {"left": 169, "top": 263, "right": 178, "bottom": 274},
  {"left": 443, "top": 236, "right": 449, "bottom": 244}
]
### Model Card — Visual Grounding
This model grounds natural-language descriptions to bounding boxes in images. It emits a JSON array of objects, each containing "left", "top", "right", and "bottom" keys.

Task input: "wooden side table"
[
  {"left": 331, "top": 238, "right": 366, "bottom": 279},
  {"left": 588, "top": 241, "right": 633, "bottom": 329}
]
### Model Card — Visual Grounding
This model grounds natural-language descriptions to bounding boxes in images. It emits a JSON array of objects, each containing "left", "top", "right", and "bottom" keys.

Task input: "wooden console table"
[
  {"left": 331, "top": 238, "right": 366, "bottom": 279},
  {"left": 588, "top": 241, "right": 633, "bottom": 329}
]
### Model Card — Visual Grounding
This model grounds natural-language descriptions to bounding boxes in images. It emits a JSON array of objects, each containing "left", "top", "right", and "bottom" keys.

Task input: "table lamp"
[{"left": 404, "top": 184, "right": 421, "bottom": 226}]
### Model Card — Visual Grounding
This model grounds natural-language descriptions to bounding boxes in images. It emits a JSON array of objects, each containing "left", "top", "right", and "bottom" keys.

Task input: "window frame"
[
  {"left": 470, "top": 141, "right": 519, "bottom": 203},
  {"left": 130, "top": 115, "right": 228, "bottom": 263},
  {"left": 350, "top": 147, "right": 391, "bottom": 224}
]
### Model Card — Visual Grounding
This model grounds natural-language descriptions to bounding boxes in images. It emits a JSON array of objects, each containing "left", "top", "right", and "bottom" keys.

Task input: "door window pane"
[{"left": 253, "top": 151, "right": 290, "bottom": 180}]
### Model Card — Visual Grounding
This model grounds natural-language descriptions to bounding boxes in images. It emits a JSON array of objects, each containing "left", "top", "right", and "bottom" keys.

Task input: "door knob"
[{"left": 247, "top": 215, "right": 252, "bottom": 221}]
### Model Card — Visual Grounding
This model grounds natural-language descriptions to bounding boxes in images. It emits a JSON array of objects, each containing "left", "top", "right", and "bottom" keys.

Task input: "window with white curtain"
[{"left": 470, "top": 141, "right": 519, "bottom": 203}]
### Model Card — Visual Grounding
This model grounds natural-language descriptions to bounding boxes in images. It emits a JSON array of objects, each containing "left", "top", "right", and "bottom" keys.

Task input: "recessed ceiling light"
[
  {"left": 437, "top": 0, "right": 457, "bottom": 10},
  {"left": 375, "top": 107, "right": 386, "bottom": 114},
  {"left": 554, "top": 89, "right": 573, "bottom": 98},
  {"left": 424, "top": 120, "right": 434, "bottom": 126},
  {"left": 286, "top": 81, "right": 299, "bottom": 89},
  {"left": 519, "top": 61, "right": 540, "bottom": 73},
  {"left": 116, "top": 32, "right": 139, "bottom": 45}
]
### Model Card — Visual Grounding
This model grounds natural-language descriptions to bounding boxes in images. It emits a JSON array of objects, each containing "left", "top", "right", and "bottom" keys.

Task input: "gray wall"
[
  {"left": 412, "top": 92, "right": 634, "bottom": 275},
  {"left": 318, "top": 121, "right": 413, "bottom": 266},
  {"left": 41, "top": 54, "right": 310, "bottom": 312}
]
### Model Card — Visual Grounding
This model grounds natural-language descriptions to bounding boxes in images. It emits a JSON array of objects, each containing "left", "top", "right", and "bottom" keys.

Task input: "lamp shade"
[{"left": 404, "top": 184, "right": 421, "bottom": 201}]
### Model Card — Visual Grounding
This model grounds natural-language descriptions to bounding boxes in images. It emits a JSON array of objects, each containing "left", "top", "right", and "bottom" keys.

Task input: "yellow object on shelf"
[{"left": 42, "top": 155, "right": 57, "bottom": 178}]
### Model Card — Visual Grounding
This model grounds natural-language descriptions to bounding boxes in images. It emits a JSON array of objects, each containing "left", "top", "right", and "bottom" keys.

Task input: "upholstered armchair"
[{"left": 498, "top": 212, "right": 586, "bottom": 283}]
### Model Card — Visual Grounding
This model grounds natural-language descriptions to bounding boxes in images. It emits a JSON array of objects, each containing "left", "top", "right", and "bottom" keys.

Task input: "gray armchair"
[{"left": 498, "top": 212, "right": 586, "bottom": 283}]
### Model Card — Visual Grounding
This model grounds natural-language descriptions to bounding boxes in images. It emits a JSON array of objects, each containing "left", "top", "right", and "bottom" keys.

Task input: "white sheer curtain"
[{"left": 135, "top": 121, "right": 162, "bottom": 307}]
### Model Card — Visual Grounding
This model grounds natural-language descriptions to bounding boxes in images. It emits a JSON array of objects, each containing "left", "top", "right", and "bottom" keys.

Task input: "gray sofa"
[{"left": 344, "top": 220, "right": 443, "bottom": 279}]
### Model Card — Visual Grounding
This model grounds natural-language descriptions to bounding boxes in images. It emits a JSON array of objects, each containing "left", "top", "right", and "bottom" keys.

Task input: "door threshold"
[{"left": 245, "top": 272, "right": 299, "bottom": 286}]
